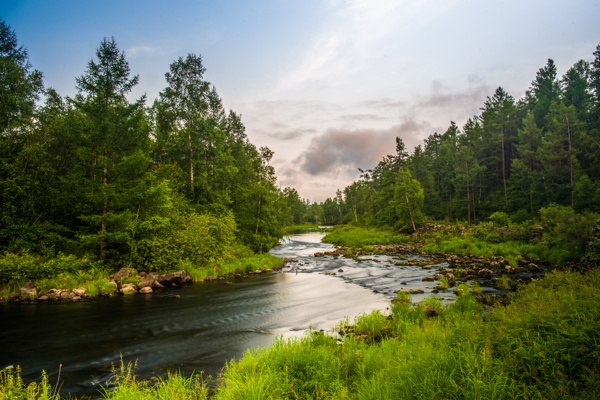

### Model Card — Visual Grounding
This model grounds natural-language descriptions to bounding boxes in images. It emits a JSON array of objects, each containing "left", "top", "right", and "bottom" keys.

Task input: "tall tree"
[{"left": 72, "top": 37, "right": 150, "bottom": 261}]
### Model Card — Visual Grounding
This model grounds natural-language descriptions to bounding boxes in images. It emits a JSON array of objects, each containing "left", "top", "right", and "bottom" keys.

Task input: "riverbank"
[{"left": 0, "top": 253, "right": 284, "bottom": 302}]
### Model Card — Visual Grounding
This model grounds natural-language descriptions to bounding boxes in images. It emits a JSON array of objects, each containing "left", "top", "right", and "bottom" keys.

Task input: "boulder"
[
  {"left": 478, "top": 268, "right": 494, "bottom": 279},
  {"left": 60, "top": 291, "right": 74, "bottom": 300},
  {"left": 72, "top": 287, "right": 87, "bottom": 297},
  {"left": 138, "top": 273, "right": 157, "bottom": 289},
  {"left": 445, "top": 272, "right": 456, "bottom": 286},
  {"left": 421, "top": 275, "right": 438, "bottom": 282},
  {"left": 158, "top": 270, "right": 192, "bottom": 287},
  {"left": 18, "top": 281, "right": 37, "bottom": 301},
  {"left": 111, "top": 267, "right": 136, "bottom": 284},
  {"left": 528, "top": 263, "right": 540, "bottom": 272},
  {"left": 120, "top": 283, "right": 138, "bottom": 295},
  {"left": 47, "top": 289, "right": 61, "bottom": 301},
  {"left": 139, "top": 286, "right": 153, "bottom": 294}
]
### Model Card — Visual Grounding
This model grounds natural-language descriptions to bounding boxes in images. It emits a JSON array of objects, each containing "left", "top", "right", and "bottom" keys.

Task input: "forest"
[
  {"left": 0, "top": 19, "right": 310, "bottom": 286},
  {"left": 318, "top": 47, "right": 600, "bottom": 229}
]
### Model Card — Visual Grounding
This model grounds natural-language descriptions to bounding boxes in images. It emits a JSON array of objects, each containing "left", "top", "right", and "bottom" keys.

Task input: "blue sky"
[{"left": 2, "top": 0, "right": 599, "bottom": 202}]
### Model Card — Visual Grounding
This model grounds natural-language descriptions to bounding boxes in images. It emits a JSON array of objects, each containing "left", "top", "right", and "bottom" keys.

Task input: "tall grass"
[
  {"left": 100, "top": 358, "right": 209, "bottom": 400},
  {"left": 211, "top": 269, "right": 600, "bottom": 399}
]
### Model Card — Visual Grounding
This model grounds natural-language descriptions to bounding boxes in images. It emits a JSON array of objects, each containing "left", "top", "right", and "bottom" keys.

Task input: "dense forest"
[
  {"left": 317, "top": 44, "right": 600, "bottom": 230},
  {"left": 0, "top": 20, "right": 309, "bottom": 276}
]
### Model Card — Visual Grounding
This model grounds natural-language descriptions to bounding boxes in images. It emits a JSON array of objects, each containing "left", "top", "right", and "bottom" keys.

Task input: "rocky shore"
[{"left": 314, "top": 243, "right": 549, "bottom": 303}]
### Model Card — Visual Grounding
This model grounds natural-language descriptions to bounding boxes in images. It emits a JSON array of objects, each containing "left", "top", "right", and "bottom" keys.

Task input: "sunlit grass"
[{"left": 189, "top": 253, "right": 284, "bottom": 282}]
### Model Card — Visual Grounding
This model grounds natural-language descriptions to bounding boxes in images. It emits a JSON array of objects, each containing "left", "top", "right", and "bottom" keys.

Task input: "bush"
[
  {"left": 539, "top": 204, "right": 597, "bottom": 263},
  {"left": 136, "top": 211, "right": 237, "bottom": 272}
]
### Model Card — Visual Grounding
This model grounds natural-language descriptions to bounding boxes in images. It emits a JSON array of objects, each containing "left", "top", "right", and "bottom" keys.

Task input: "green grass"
[
  {"left": 421, "top": 237, "right": 543, "bottom": 266},
  {"left": 282, "top": 224, "right": 327, "bottom": 234},
  {"left": 189, "top": 253, "right": 284, "bottom": 282},
  {"left": 322, "top": 225, "right": 409, "bottom": 249}
]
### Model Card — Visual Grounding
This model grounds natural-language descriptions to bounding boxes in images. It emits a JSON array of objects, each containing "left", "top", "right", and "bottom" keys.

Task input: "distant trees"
[{"left": 321, "top": 42, "right": 600, "bottom": 229}]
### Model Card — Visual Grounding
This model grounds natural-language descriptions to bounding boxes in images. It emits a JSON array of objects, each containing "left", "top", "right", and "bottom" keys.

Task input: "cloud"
[
  {"left": 267, "top": 127, "right": 318, "bottom": 141},
  {"left": 338, "top": 113, "right": 388, "bottom": 121},
  {"left": 296, "top": 121, "right": 429, "bottom": 177},
  {"left": 358, "top": 98, "right": 406, "bottom": 109},
  {"left": 126, "top": 45, "right": 156, "bottom": 59}
]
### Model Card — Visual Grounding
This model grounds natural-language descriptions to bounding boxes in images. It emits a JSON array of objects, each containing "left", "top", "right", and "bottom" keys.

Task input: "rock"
[
  {"left": 47, "top": 289, "right": 61, "bottom": 300},
  {"left": 425, "top": 306, "right": 439, "bottom": 317},
  {"left": 111, "top": 267, "right": 136, "bottom": 284},
  {"left": 478, "top": 268, "right": 494, "bottom": 278},
  {"left": 158, "top": 270, "right": 192, "bottom": 287},
  {"left": 528, "top": 263, "right": 540, "bottom": 272},
  {"left": 60, "top": 291, "right": 74, "bottom": 300},
  {"left": 19, "top": 281, "right": 37, "bottom": 301},
  {"left": 120, "top": 283, "right": 138, "bottom": 295},
  {"left": 38, "top": 295, "right": 49, "bottom": 301},
  {"left": 421, "top": 275, "right": 437, "bottom": 282},
  {"left": 445, "top": 273, "right": 456, "bottom": 285},
  {"left": 72, "top": 288, "right": 87, "bottom": 297},
  {"left": 139, "top": 286, "right": 153, "bottom": 294},
  {"left": 72, "top": 296, "right": 81, "bottom": 302},
  {"left": 337, "top": 268, "right": 344, "bottom": 273},
  {"left": 138, "top": 273, "right": 157, "bottom": 289}
]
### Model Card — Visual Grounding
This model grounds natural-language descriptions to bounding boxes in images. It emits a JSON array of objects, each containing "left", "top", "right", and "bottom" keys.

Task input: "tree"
[
  {"left": 0, "top": 19, "right": 43, "bottom": 134},
  {"left": 72, "top": 37, "right": 151, "bottom": 262},
  {"left": 479, "top": 87, "right": 518, "bottom": 209},
  {"left": 393, "top": 168, "right": 424, "bottom": 231},
  {"left": 527, "top": 59, "right": 562, "bottom": 128},
  {"left": 154, "top": 54, "right": 211, "bottom": 201}
]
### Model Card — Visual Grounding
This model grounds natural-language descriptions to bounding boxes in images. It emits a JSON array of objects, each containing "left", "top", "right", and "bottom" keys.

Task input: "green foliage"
[
  {"left": 539, "top": 204, "right": 597, "bottom": 263},
  {"left": 488, "top": 211, "right": 511, "bottom": 227},
  {"left": 322, "top": 225, "right": 409, "bottom": 249},
  {"left": 136, "top": 212, "right": 236, "bottom": 272},
  {"left": 100, "top": 357, "right": 209, "bottom": 400},
  {"left": 0, "top": 253, "right": 96, "bottom": 285},
  {"left": 0, "top": 366, "right": 56, "bottom": 400}
]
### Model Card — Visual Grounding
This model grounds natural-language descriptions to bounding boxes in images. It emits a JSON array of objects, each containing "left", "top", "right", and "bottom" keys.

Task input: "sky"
[{"left": 2, "top": 0, "right": 599, "bottom": 202}]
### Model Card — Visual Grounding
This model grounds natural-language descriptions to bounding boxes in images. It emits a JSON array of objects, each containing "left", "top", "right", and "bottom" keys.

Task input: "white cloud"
[{"left": 126, "top": 45, "right": 156, "bottom": 59}]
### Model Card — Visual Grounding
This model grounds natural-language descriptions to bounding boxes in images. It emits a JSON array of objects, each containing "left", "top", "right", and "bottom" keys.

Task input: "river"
[{"left": 0, "top": 232, "right": 452, "bottom": 398}]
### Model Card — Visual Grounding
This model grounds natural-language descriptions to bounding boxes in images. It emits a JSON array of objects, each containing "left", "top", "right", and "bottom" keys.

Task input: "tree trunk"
[
  {"left": 566, "top": 116, "right": 574, "bottom": 207},
  {"left": 501, "top": 127, "right": 508, "bottom": 208},
  {"left": 98, "top": 145, "right": 108, "bottom": 261},
  {"left": 188, "top": 131, "right": 194, "bottom": 196},
  {"left": 405, "top": 194, "right": 416, "bottom": 232}
]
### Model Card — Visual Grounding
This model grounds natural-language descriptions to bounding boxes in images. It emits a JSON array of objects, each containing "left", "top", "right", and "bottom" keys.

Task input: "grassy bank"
[
  {"left": 321, "top": 216, "right": 597, "bottom": 267},
  {"left": 3, "top": 269, "right": 599, "bottom": 398},
  {"left": 321, "top": 225, "right": 409, "bottom": 249},
  {"left": 0, "top": 252, "right": 284, "bottom": 301}
]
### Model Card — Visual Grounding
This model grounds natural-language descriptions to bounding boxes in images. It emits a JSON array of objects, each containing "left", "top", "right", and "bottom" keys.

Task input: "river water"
[{"left": 0, "top": 232, "right": 451, "bottom": 398}]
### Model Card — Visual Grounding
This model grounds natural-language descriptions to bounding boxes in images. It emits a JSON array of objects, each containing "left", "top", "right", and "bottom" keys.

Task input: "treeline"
[
  {"left": 0, "top": 20, "right": 304, "bottom": 272},
  {"left": 318, "top": 43, "right": 600, "bottom": 228}
]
